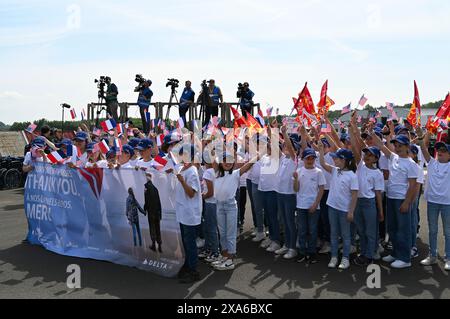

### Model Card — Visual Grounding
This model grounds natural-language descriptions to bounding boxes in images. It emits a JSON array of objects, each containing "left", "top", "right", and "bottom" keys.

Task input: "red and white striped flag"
[
  {"left": 92, "top": 127, "right": 102, "bottom": 137},
  {"left": 321, "top": 123, "right": 332, "bottom": 133},
  {"left": 153, "top": 155, "right": 168, "bottom": 170},
  {"left": 341, "top": 103, "right": 351, "bottom": 115},
  {"left": 25, "top": 123, "right": 37, "bottom": 133},
  {"left": 156, "top": 134, "right": 164, "bottom": 147},
  {"left": 98, "top": 140, "right": 110, "bottom": 154},
  {"left": 266, "top": 107, "right": 273, "bottom": 117},
  {"left": 256, "top": 109, "right": 265, "bottom": 127},
  {"left": 101, "top": 119, "right": 116, "bottom": 132},
  {"left": 116, "top": 123, "right": 125, "bottom": 136},
  {"left": 70, "top": 108, "right": 77, "bottom": 120},
  {"left": 359, "top": 94, "right": 368, "bottom": 107},
  {"left": 114, "top": 138, "right": 122, "bottom": 155},
  {"left": 47, "top": 151, "right": 64, "bottom": 164}
]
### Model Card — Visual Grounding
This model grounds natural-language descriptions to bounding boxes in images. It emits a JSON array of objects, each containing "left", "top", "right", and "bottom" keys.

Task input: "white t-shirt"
[
  {"left": 276, "top": 155, "right": 297, "bottom": 195},
  {"left": 69, "top": 152, "right": 89, "bottom": 166},
  {"left": 129, "top": 158, "right": 140, "bottom": 167},
  {"left": 214, "top": 169, "right": 240, "bottom": 202},
  {"left": 23, "top": 152, "right": 44, "bottom": 166},
  {"left": 326, "top": 167, "right": 359, "bottom": 212},
  {"left": 136, "top": 158, "right": 154, "bottom": 170},
  {"left": 175, "top": 166, "right": 202, "bottom": 226},
  {"left": 296, "top": 167, "right": 326, "bottom": 210},
  {"left": 258, "top": 155, "right": 280, "bottom": 192},
  {"left": 202, "top": 168, "right": 216, "bottom": 204},
  {"left": 387, "top": 154, "right": 419, "bottom": 200},
  {"left": 379, "top": 153, "right": 389, "bottom": 192},
  {"left": 416, "top": 163, "right": 425, "bottom": 185},
  {"left": 356, "top": 161, "right": 385, "bottom": 199},
  {"left": 316, "top": 152, "right": 334, "bottom": 191},
  {"left": 248, "top": 160, "right": 261, "bottom": 185},
  {"left": 120, "top": 161, "right": 134, "bottom": 169},
  {"left": 424, "top": 158, "right": 450, "bottom": 205}
]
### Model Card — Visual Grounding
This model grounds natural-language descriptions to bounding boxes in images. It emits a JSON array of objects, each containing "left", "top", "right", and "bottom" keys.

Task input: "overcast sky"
[{"left": 1, "top": 0, "right": 449, "bottom": 124}]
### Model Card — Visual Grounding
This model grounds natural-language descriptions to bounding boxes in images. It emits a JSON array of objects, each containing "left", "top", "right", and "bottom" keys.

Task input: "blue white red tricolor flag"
[{"left": 101, "top": 119, "right": 116, "bottom": 132}]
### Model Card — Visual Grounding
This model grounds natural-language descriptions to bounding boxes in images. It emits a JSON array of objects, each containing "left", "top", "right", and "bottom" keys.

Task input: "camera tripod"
[
  {"left": 95, "top": 94, "right": 107, "bottom": 128},
  {"left": 165, "top": 86, "right": 179, "bottom": 121}
]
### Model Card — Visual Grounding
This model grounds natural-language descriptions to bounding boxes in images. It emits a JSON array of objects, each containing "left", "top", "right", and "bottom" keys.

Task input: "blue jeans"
[
  {"left": 328, "top": 207, "right": 351, "bottom": 258},
  {"left": 131, "top": 222, "right": 142, "bottom": 247},
  {"left": 297, "top": 209, "right": 320, "bottom": 255},
  {"left": 427, "top": 202, "right": 450, "bottom": 258},
  {"left": 387, "top": 198, "right": 412, "bottom": 263},
  {"left": 260, "top": 190, "right": 280, "bottom": 243},
  {"left": 180, "top": 223, "right": 198, "bottom": 271},
  {"left": 410, "top": 197, "right": 419, "bottom": 248},
  {"left": 217, "top": 198, "right": 238, "bottom": 255},
  {"left": 354, "top": 198, "right": 378, "bottom": 259},
  {"left": 203, "top": 202, "right": 219, "bottom": 255},
  {"left": 251, "top": 183, "right": 265, "bottom": 233},
  {"left": 277, "top": 193, "right": 297, "bottom": 249},
  {"left": 246, "top": 180, "right": 257, "bottom": 228}
]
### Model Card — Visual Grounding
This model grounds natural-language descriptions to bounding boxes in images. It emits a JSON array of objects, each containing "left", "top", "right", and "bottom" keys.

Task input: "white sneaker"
[
  {"left": 214, "top": 259, "right": 235, "bottom": 271},
  {"left": 252, "top": 232, "right": 266, "bottom": 242},
  {"left": 275, "top": 245, "right": 289, "bottom": 255},
  {"left": 251, "top": 229, "right": 257, "bottom": 237},
  {"left": 420, "top": 256, "right": 438, "bottom": 266},
  {"left": 260, "top": 238, "right": 272, "bottom": 249},
  {"left": 382, "top": 255, "right": 396, "bottom": 263},
  {"left": 205, "top": 254, "right": 221, "bottom": 263},
  {"left": 390, "top": 260, "right": 412, "bottom": 269},
  {"left": 445, "top": 259, "right": 450, "bottom": 271},
  {"left": 211, "top": 256, "right": 227, "bottom": 267},
  {"left": 328, "top": 257, "right": 339, "bottom": 268},
  {"left": 196, "top": 238, "right": 205, "bottom": 249},
  {"left": 266, "top": 242, "right": 281, "bottom": 253},
  {"left": 319, "top": 242, "right": 331, "bottom": 254},
  {"left": 338, "top": 257, "right": 350, "bottom": 270},
  {"left": 283, "top": 249, "right": 298, "bottom": 260}
]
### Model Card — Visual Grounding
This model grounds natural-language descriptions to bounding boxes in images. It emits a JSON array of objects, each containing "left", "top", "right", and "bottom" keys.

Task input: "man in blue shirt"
[
  {"left": 238, "top": 82, "right": 255, "bottom": 118},
  {"left": 179, "top": 81, "right": 195, "bottom": 127},
  {"left": 198, "top": 79, "right": 223, "bottom": 127},
  {"left": 137, "top": 80, "right": 153, "bottom": 134}
]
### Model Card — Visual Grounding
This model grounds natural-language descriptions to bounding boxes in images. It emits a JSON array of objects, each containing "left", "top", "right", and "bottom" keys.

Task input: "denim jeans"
[
  {"left": 260, "top": 190, "right": 280, "bottom": 243},
  {"left": 131, "top": 222, "right": 142, "bottom": 247},
  {"left": 277, "top": 193, "right": 297, "bottom": 249},
  {"left": 427, "top": 202, "right": 450, "bottom": 258},
  {"left": 297, "top": 209, "right": 320, "bottom": 255},
  {"left": 251, "top": 183, "right": 265, "bottom": 233},
  {"left": 246, "top": 180, "right": 257, "bottom": 228},
  {"left": 180, "top": 223, "right": 198, "bottom": 271},
  {"left": 318, "top": 190, "right": 330, "bottom": 242},
  {"left": 354, "top": 198, "right": 378, "bottom": 259},
  {"left": 410, "top": 197, "right": 419, "bottom": 248},
  {"left": 217, "top": 198, "right": 238, "bottom": 255},
  {"left": 203, "top": 202, "right": 219, "bottom": 255},
  {"left": 387, "top": 198, "right": 412, "bottom": 263},
  {"left": 328, "top": 207, "right": 351, "bottom": 258}
]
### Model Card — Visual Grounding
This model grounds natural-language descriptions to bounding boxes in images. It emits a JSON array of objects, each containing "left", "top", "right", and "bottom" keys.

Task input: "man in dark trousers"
[{"left": 144, "top": 179, "right": 163, "bottom": 252}]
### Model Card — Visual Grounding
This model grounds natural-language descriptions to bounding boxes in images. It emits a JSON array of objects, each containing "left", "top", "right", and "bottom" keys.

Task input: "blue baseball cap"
[
  {"left": 136, "top": 138, "right": 154, "bottom": 151},
  {"left": 122, "top": 144, "right": 135, "bottom": 157},
  {"left": 289, "top": 133, "right": 301, "bottom": 143},
  {"left": 86, "top": 142, "right": 96, "bottom": 152},
  {"left": 106, "top": 146, "right": 118, "bottom": 158},
  {"left": 164, "top": 133, "right": 181, "bottom": 145},
  {"left": 57, "top": 138, "right": 73, "bottom": 148},
  {"left": 330, "top": 148, "right": 354, "bottom": 160},
  {"left": 74, "top": 131, "right": 88, "bottom": 141},
  {"left": 435, "top": 142, "right": 450, "bottom": 153},
  {"left": 363, "top": 146, "right": 381, "bottom": 159},
  {"left": 31, "top": 137, "right": 46, "bottom": 148},
  {"left": 391, "top": 135, "right": 410, "bottom": 146},
  {"left": 302, "top": 148, "right": 317, "bottom": 160},
  {"left": 321, "top": 137, "right": 331, "bottom": 148},
  {"left": 394, "top": 125, "right": 409, "bottom": 135},
  {"left": 128, "top": 138, "right": 141, "bottom": 148}
]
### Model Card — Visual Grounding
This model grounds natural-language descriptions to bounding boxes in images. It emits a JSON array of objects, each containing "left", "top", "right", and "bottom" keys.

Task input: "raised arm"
[
  {"left": 370, "top": 131, "right": 393, "bottom": 159},
  {"left": 318, "top": 141, "right": 333, "bottom": 174},
  {"left": 281, "top": 125, "right": 296, "bottom": 160},
  {"left": 416, "top": 127, "right": 432, "bottom": 163}
]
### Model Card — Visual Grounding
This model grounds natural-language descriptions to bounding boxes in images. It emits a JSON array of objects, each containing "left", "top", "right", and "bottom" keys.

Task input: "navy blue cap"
[
  {"left": 330, "top": 148, "right": 354, "bottom": 160},
  {"left": 164, "top": 133, "right": 181, "bottom": 145},
  {"left": 340, "top": 133, "right": 350, "bottom": 142},
  {"left": 321, "top": 138, "right": 331, "bottom": 148},
  {"left": 292, "top": 141, "right": 301, "bottom": 152},
  {"left": 128, "top": 138, "right": 141, "bottom": 148},
  {"left": 302, "top": 148, "right": 317, "bottom": 160},
  {"left": 86, "top": 142, "right": 96, "bottom": 152},
  {"left": 106, "top": 146, "right": 118, "bottom": 158},
  {"left": 74, "top": 131, "right": 88, "bottom": 141},
  {"left": 31, "top": 137, "right": 46, "bottom": 148},
  {"left": 410, "top": 145, "right": 419, "bottom": 155},
  {"left": 376, "top": 123, "right": 384, "bottom": 129},
  {"left": 136, "top": 138, "right": 154, "bottom": 150},
  {"left": 394, "top": 125, "right": 409, "bottom": 135},
  {"left": 122, "top": 145, "right": 135, "bottom": 157},
  {"left": 363, "top": 146, "right": 381, "bottom": 159},
  {"left": 435, "top": 142, "right": 450, "bottom": 153},
  {"left": 57, "top": 138, "right": 73, "bottom": 148},
  {"left": 289, "top": 133, "right": 301, "bottom": 143},
  {"left": 391, "top": 135, "right": 410, "bottom": 146}
]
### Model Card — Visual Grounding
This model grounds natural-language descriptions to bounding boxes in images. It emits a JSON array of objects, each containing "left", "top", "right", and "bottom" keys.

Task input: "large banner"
[{"left": 24, "top": 162, "right": 184, "bottom": 278}]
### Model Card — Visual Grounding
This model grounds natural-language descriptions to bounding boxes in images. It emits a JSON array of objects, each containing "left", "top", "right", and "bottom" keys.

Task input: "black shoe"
[
  {"left": 21, "top": 238, "right": 29, "bottom": 244},
  {"left": 150, "top": 244, "right": 156, "bottom": 252},
  {"left": 307, "top": 254, "right": 318, "bottom": 264},
  {"left": 179, "top": 270, "right": 201, "bottom": 284},
  {"left": 297, "top": 254, "right": 307, "bottom": 263},
  {"left": 177, "top": 266, "right": 189, "bottom": 279},
  {"left": 158, "top": 245, "right": 163, "bottom": 253},
  {"left": 354, "top": 255, "right": 369, "bottom": 267}
]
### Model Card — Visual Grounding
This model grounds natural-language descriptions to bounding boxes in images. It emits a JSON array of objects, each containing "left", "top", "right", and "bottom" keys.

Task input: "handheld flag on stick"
[
  {"left": 98, "top": 140, "right": 110, "bottom": 154},
  {"left": 358, "top": 94, "right": 368, "bottom": 107},
  {"left": 101, "top": 119, "right": 117, "bottom": 132},
  {"left": 407, "top": 81, "right": 422, "bottom": 127},
  {"left": 25, "top": 123, "right": 37, "bottom": 134},
  {"left": 70, "top": 108, "right": 77, "bottom": 120},
  {"left": 341, "top": 103, "right": 352, "bottom": 115},
  {"left": 47, "top": 151, "right": 64, "bottom": 164}
]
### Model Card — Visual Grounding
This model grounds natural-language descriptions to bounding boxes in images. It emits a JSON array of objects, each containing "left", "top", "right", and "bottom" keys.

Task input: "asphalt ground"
[{"left": 0, "top": 188, "right": 449, "bottom": 299}]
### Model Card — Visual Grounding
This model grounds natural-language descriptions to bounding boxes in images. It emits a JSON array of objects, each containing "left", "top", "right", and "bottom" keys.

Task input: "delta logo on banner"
[
  {"left": 78, "top": 167, "right": 104, "bottom": 199},
  {"left": 101, "top": 119, "right": 117, "bottom": 132}
]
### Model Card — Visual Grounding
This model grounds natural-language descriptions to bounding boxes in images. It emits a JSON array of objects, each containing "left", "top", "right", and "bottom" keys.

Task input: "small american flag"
[
  {"left": 386, "top": 102, "right": 395, "bottom": 111},
  {"left": 359, "top": 94, "right": 368, "bottom": 107},
  {"left": 26, "top": 123, "right": 37, "bottom": 133},
  {"left": 92, "top": 127, "right": 102, "bottom": 136},
  {"left": 341, "top": 103, "right": 351, "bottom": 115},
  {"left": 266, "top": 107, "right": 273, "bottom": 117}
]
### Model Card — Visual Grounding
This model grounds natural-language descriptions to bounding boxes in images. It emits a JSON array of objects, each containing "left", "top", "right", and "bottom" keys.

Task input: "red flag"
[
  {"left": 245, "top": 113, "right": 263, "bottom": 133},
  {"left": 436, "top": 93, "right": 450, "bottom": 121},
  {"left": 316, "top": 80, "right": 328, "bottom": 118},
  {"left": 298, "top": 82, "right": 316, "bottom": 115},
  {"left": 229, "top": 104, "right": 247, "bottom": 127},
  {"left": 407, "top": 81, "right": 422, "bottom": 128}
]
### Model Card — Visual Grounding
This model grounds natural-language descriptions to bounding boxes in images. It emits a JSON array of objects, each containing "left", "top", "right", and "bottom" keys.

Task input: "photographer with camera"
[
  {"left": 135, "top": 75, "right": 153, "bottom": 134},
  {"left": 179, "top": 81, "right": 195, "bottom": 127},
  {"left": 105, "top": 77, "right": 119, "bottom": 121},
  {"left": 237, "top": 82, "right": 254, "bottom": 118},
  {"left": 197, "top": 79, "right": 223, "bottom": 126}
]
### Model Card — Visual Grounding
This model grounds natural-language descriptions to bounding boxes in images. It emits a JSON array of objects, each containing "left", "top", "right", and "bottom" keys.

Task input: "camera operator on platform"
[
  {"left": 136, "top": 79, "right": 153, "bottom": 134},
  {"left": 105, "top": 77, "right": 119, "bottom": 121},
  {"left": 237, "top": 82, "right": 254, "bottom": 118},
  {"left": 198, "top": 79, "right": 223, "bottom": 126},
  {"left": 179, "top": 81, "right": 195, "bottom": 126}
]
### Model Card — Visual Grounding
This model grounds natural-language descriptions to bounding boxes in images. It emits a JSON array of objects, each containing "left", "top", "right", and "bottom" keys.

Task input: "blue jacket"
[
  {"left": 137, "top": 88, "right": 153, "bottom": 109},
  {"left": 239, "top": 89, "right": 255, "bottom": 108},
  {"left": 180, "top": 88, "right": 195, "bottom": 108}
]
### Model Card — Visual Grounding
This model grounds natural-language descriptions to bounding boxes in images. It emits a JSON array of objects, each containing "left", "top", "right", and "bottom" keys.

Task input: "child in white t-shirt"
[{"left": 409, "top": 145, "right": 425, "bottom": 259}]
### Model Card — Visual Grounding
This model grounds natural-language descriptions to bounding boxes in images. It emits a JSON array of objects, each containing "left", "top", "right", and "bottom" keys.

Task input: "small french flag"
[
  {"left": 26, "top": 123, "right": 37, "bottom": 133},
  {"left": 160, "top": 120, "right": 166, "bottom": 130},
  {"left": 256, "top": 109, "right": 265, "bottom": 127},
  {"left": 114, "top": 138, "right": 123, "bottom": 155},
  {"left": 47, "top": 151, "right": 64, "bottom": 164},
  {"left": 81, "top": 109, "right": 86, "bottom": 121},
  {"left": 177, "top": 117, "right": 185, "bottom": 129},
  {"left": 116, "top": 123, "right": 125, "bottom": 136},
  {"left": 70, "top": 108, "right": 77, "bottom": 120},
  {"left": 156, "top": 134, "right": 164, "bottom": 147},
  {"left": 153, "top": 155, "right": 168, "bottom": 170},
  {"left": 101, "top": 119, "right": 116, "bottom": 132},
  {"left": 66, "top": 145, "right": 81, "bottom": 158},
  {"left": 98, "top": 140, "right": 110, "bottom": 154}
]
